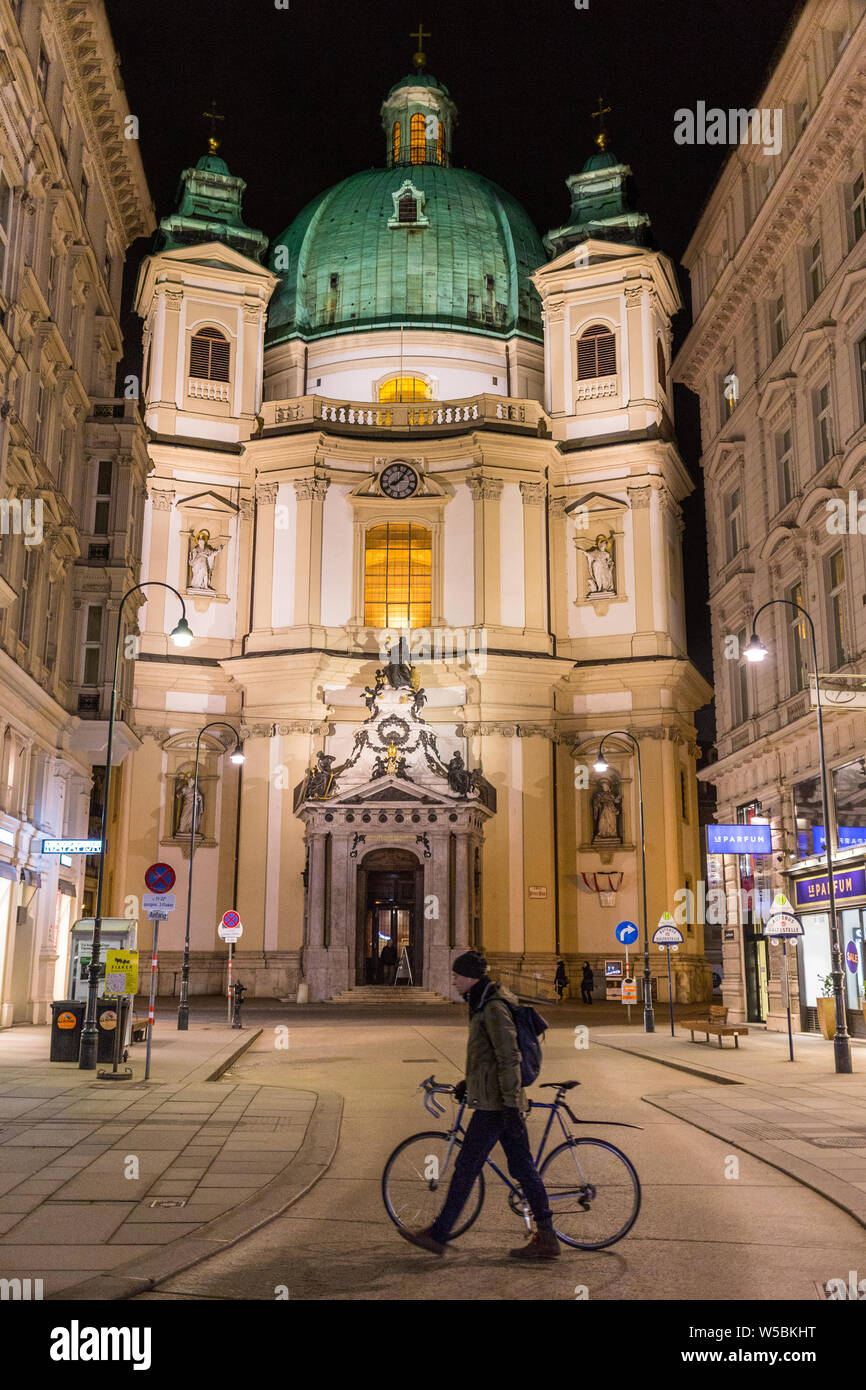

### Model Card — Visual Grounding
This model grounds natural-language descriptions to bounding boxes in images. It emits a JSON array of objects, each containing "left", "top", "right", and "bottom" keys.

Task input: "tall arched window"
[
  {"left": 378, "top": 376, "right": 431, "bottom": 403},
  {"left": 657, "top": 338, "right": 667, "bottom": 392},
  {"left": 364, "top": 522, "right": 431, "bottom": 628},
  {"left": 409, "top": 112, "right": 426, "bottom": 164},
  {"left": 392, "top": 121, "right": 401, "bottom": 164},
  {"left": 577, "top": 323, "right": 616, "bottom": 380},
  {"left": 189, "top": 327, "right": 230, "bottom": 382},
  {"left": 435, "top": 122, "right": 444, "bottom": 164}
]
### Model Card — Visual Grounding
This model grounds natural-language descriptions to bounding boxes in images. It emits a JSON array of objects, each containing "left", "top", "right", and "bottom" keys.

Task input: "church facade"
[{"left": 120, "top": 60, "right": 712, "bottom": 1003}]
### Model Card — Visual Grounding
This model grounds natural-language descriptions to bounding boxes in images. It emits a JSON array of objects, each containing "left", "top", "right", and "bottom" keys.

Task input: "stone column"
[
  {"left": 467, "top": 474, "right": 502, "bottom": 629},
  {"left": 426, "top": 829, "right": 452, "bottom": 995},
  {"left": 235, "top": 726, "right": 272, "bottom": 954},
  {"left": 454, "top": 834, "right": 470, "bottom": 949},
  {"left": 293, "top": 477, "right": 329, "bottom": 631},
  {"left": 304, "top": 828, "right": 330, "bottom": 999},
  {"left": 548, "top": 497, "right": 569, "bottom": 642},
  {"left": 236, "top": 496, "right": 255, "bottom": 636},
  {"left": 146, "top": 488, "right": 175, "bottom": 640},
  {"left": 252, "top": 482, "right": 278, "bottom": 633},
  {"left": 327, "top": 832, "right": 351, "bottom": 995},
  {"left": 519, "top": 481, "right": 547, "bottom": 633}
]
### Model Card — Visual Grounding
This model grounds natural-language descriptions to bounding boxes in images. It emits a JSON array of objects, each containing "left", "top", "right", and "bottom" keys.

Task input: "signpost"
[
  {"left": 143, "top": 863, "right": 177, "bottom": 1081},
  {"left": 218, "top": 912, "right": 243, "bottom": 1024},
  {"left": 763, "top": 892, "right": 804, "bottom": 1062},
  {"left": 615, "top": 922, "right": 639, "bottom": 1021},
  {"left": 100, "top": 949, "right": 138, "bottom": 1081},
  {"left": 652, "top": 912, "right": 684, "bottom": 1036}
]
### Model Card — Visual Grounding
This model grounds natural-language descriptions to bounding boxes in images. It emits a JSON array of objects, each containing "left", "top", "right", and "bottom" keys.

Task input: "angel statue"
[
  {"left": 188, "top": 529, "right": 224, "bottom": 591},
  {"left": 585, "top": 534, "right": 616, "bottom": 597}
]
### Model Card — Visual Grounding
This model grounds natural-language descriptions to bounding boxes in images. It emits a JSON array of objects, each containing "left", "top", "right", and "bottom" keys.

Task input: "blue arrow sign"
[{"left": 615, "top": 921, "right": 639, "bottom": 945}]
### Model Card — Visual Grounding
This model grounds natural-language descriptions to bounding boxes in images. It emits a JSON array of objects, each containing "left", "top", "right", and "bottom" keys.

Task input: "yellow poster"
[{"left": 105, "top": 950, "right": 139, "bottom": 997}]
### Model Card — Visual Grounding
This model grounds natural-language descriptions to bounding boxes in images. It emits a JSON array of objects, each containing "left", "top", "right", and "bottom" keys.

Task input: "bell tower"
[{"left": 133, "top": 109, "right": 277, "bottom": 443}]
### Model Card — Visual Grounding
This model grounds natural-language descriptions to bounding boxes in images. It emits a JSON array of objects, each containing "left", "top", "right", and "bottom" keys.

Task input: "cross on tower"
[
  {"left": 411, "top": 21, "right": 430, "bottom": 70},
  {"left": 591, "top": 95, "right": 611, "bottom": 151},
  {"left": 203, "top": 98, "right": 225, "bottom": 154}
]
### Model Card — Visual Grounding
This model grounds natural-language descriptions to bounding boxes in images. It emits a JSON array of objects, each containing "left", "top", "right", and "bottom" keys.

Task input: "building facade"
[
  {"left": 674, "top": 0, "right": 866, "bottom": 1035},
  {"left": 119, "top": 58, "right": 711, "bottom": 1003},
  {"left": 0, "top": 0, "right": 153, "bottom": 1026}
]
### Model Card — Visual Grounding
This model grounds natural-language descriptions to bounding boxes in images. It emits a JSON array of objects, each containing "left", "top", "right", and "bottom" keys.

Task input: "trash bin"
[
  {"left": 96, "top": 996, "right": 130, "bottom": 1062},
  {"left": 50, "top": 1000, "right": 85, "bottom": 1061}
]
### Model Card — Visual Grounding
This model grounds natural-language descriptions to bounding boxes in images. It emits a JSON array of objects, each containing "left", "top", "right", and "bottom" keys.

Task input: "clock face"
[{"left": 379, "top": 463, "right": 419, "bottom": 499}]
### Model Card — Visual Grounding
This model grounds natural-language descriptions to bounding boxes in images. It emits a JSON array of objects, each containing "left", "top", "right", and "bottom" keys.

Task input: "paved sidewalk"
[
  {"left": 0, "top": 1020, "right": 342, "bottom": 1299},
  {"left": 595, "top": 1024, "right": 866, "bottom": 1232}
]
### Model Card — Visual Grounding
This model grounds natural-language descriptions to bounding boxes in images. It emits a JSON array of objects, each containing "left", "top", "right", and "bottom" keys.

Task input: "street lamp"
[
  {"left": 177, "top": 722, "right": 244, "bottom": 1030},
  {"left": 79, "top": 583, "right": 192, "bottom": 1070},
  {"left": 744, "top": 600, "right": 852, "bottom": 1074},
  {"left": 595, "top": 730, "right": 654, "bottom": 1032}
]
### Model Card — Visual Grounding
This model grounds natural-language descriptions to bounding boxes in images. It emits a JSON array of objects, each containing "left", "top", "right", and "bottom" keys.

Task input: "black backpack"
[{"left": 478, "top": 983, "right": 548, "bottom": 1086}]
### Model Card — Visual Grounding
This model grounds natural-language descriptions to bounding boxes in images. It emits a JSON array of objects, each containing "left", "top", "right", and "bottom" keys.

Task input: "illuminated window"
[
  {"left": 436, "top": 122, "right": 444, "bottom": 164},
  {"left": 392, "top": 121, "right": 401, "bottom": 164},
  {"left": 190, "top": 327, "right": 230, "bottom": 382},
  {"left": 577, "top": 324, "right": 616, "bottom": 380},
  {"left": 378, "top": 376, "right": 431, "bottom": 403},
  {"left": 657, "top": 338, "right": 666, "bottom": 392},
  {"left": 410, "top": 113, "right": 425, "bottom": 164},
  {"left": 364, "top": 523, "right": 431, "bottom": 628}
]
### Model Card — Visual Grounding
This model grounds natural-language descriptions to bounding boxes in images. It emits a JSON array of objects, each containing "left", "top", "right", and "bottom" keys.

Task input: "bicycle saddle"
[{"left": 539, "top": 1080, "right": 580, "bottom": 1090}]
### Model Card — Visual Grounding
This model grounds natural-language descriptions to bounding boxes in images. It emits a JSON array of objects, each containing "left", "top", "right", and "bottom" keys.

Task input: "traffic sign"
[
  {"left": 143, "top": 893, "right": 176, "bottom": 913},
  {"left": 147, "top": 911, "right": 168, "bottom": 922},
  {"left": 653, "top": 912, "right": 684, "bottom": 946},
  {"left": 762, "top": 908, "right": 804, "bottom": 939},
  {"left": 222, "top": 910, "right": 240, "bottom": 930},
  {"left": 145, "top": 862, "right": 176, "bottom": 894},
  {"left": 218, "top": 922, "right": 243, "bottom": 943},
  {"left": 846, "top": 941, "right": 859, "bottom": 973},
  {"left": 615, "top": 920, "right": 639, "bottom": 945}
]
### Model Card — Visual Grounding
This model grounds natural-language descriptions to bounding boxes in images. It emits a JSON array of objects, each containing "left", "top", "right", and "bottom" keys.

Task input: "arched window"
[
  {"left": 577, "top": 324, "right": 616, "bottom": 381},
  {"left": 364, "top": 522, "right": 431, "bottom": 628},
  {"left": 435, "top": 122, "right": 444, "bottom": 164},
  {"left": 657, "top": 338, "right": 667, "bottom": 392},
  {"left": 189, "top": 327, "right": 230, "bottom": 382},
  {"left": 378, "top": 376, "right": 431, "bottom": 403},
  {"left": 397, "top": 192, "right": 418, "bottom": 223},
  {"left": 392, "top": 121, "right": 401, "bottom": 164},
  {"left": 409, "top": 112, "right": 426, "bottom": 164}
]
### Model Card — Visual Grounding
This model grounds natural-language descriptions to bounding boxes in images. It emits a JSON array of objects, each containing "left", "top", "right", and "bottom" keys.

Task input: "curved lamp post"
[
  {"left": 177, "top": 722, "right": 244, "bottom": 1030},
  {"left": 79, "top": 583, "right": 193, "bottom": 1070},
  {"left": 744, "top": 599, "right": 852, "bottom": 1074},
  {"left": 594, "top": 731, "right": 654, "bottom": 1033}
]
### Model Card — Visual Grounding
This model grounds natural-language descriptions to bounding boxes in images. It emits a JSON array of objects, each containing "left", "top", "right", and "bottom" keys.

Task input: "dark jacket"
[
  {"left": 380, "top": 944, "right": 397, "bottom": 965},
  {"left": 464, "top": 978, "right": 527, "bottom": 1112},
  {"left": 554, "top": 962, "right": 569, "bottom": 986},
  {"left": 581, "top": 965, "right": 594, "bottom": 984}
]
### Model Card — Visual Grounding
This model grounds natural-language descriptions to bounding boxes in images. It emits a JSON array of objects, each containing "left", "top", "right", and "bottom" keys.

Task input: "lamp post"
[
  {"left": 79, "top": 583, "right": 193, "bottom": 1070},
  {"left": 595, "top": 731, "right": 654, "bottom": 1032},
  {"left": 744, "top": 600, "right": 852, "bottom": 1074},
  {"left": 177, "top": 722, "right": 244, "bottom": 1030}
]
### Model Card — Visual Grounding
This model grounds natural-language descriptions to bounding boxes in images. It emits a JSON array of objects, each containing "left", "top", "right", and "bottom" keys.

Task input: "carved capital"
[
  {"left": 255, "top": 481, "right": 279, "bottom": 505},
  {"left": 293, "top": 477, "right": 329, "bottom": 502},
  {"left": 466, "top": 473, "right": 503, "bottom": 502},
  {"left": 627, "top": 485, "right": 652, "bottom": 510},
  {"left": 624, "top": 285, "right": 643, "bottom": 307},
  {"left": 163, "top": 290, "right": 182, "bottom": 311},
  {"left": 243, "top": 303, "right": 262, "bottom": 323},
  {"left": 548, "top": 495, "right": 568, "bottom": 519},
  {"left": 239, "top": 723, "right": 274, "bottom": 739},
  {"left": 519, "top": 481, "right": 546, "bottom": 506},
  {"left": 150, "top": 488, "right": 175, "bottom": 512},
  {"left": 239, "top": 497, "right": 255, "bottom": 520}
]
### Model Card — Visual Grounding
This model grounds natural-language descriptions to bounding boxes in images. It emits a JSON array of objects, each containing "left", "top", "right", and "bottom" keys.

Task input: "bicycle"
[{"left": 382, "top": 1076, "right": 642, "bottom": 1250}]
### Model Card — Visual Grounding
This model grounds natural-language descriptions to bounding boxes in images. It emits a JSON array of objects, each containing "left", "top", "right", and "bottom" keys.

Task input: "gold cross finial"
[
  {"left": 411, "top": 21, "right": 430, "bottom": 70},
  {"left": 591, "top": 95, "right": 611, "bottom": 151},
  {"left": 203, "top": 98, "right": 225, "bottom": 155}
]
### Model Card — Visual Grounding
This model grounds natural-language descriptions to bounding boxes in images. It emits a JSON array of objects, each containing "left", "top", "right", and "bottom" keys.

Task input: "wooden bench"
[
  {"left": 680, "top": 1004, "right": 749, "bottom": 1049},
  {"left": 131, "top": 1015, "right": 149, "bottom": 1043}
]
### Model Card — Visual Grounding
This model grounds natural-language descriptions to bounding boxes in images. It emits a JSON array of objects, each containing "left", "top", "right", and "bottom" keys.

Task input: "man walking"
[
  {"left": 399, "top": 950, "right": 559, "bottom": 1260},
  {"left": 580, "top": 960, "right": 594, "bottom": 1005}
]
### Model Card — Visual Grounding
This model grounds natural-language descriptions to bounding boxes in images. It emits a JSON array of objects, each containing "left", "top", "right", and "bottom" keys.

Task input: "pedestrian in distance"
[
  {"left": 379, "top": 941, "right": 397, "bottom": 985},
  {"left": 581, "top": 961, "right": 594, "bottom": 1005},
  {"left": 399, "top": 949, "right": 560, "bottom": 1260},
  {"left": 554, "top": 958, "right": 569, "bottom": 1003}
]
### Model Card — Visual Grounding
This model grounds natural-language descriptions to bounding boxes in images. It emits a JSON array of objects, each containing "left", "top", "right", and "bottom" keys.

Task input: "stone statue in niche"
[
  {"left": 585, "top": 534, "right": 616, "bottom": 598},
  {"left": 175, "top": 774, "right": 204, "bottom": 837},
  {"left": 591, "top": 770, "right": 622, "bottom": 843},
  {"left": 188, "top": 529, "right": 224, "bottom": 591}
]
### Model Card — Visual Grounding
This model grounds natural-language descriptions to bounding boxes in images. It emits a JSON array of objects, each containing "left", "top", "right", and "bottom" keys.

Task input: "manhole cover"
[
  {"left": 805, "top": 1135, "right": 866, "bottom": 1149},
  {"left": 150, "top": 1198, "right": 187, "bottom": 1208}
]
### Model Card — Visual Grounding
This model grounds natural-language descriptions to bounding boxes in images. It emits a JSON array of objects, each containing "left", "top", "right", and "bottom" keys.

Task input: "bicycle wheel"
[
  {"left": 540, "top": 1138, "right": 641, "bottom": 1250},
  {"left": 382, "top": 1130, "right": 485, "bottom": 1238}
]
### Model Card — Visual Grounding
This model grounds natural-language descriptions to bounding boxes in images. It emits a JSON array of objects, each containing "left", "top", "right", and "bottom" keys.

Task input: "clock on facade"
[{"left": 378, "top": 462, "right": 419, "bottom": 499}]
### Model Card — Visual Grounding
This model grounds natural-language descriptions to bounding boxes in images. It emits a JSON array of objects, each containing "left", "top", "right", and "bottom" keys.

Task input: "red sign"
[
  {"left": 145, "top": 862, "right": 176, "bottom": 893},
  {"left": 222, "top": 910, "right": 240, "bottom": 929}
]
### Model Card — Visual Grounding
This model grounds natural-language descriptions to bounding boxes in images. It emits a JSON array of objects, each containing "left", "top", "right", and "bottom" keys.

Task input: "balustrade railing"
[{"left": 263, "top": 393, "right": 541, "bottom": 433}]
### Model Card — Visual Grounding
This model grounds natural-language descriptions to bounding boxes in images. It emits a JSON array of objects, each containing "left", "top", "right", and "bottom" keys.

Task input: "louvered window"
[
  {"left": 398, "top": 194, "right": 417, "bottom": 223},
  {"left": 577, "top": 324, "right": 616, "bottom": 380},
  {"left": 189, "top": 327, "right": 230, "bottom": 382}
]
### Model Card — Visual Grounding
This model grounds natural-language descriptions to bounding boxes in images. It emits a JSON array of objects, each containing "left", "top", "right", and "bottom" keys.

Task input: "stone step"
[{"left": 327, "top": 986, "right": 452, "bottom": 1004}]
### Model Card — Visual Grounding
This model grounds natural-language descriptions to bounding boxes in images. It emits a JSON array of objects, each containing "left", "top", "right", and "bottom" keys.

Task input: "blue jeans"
[{"left": 430, "top": 1108, "right": 553, "bottom": 1242}]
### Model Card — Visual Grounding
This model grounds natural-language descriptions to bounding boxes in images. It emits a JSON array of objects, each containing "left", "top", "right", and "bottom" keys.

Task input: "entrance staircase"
[{"left": 327, "top": 986, "right": 454, "bottom": 1005}]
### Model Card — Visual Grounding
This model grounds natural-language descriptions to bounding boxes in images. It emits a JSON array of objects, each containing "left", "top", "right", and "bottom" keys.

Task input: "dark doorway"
[
  {"left": 356, "top": 849, "right": 424, "bottom": 986},
  {"left": 744, "top": 929, "right": 768, "bottom": 1023}
]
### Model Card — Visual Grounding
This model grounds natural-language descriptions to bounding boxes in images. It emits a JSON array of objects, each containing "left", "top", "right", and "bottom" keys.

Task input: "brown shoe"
[
  {"left": 400, "top": 1225, "right": 446, "bottom": 1255},
  {"left": 509, "top": 1228, "right": 561, "bottom": 1260}
]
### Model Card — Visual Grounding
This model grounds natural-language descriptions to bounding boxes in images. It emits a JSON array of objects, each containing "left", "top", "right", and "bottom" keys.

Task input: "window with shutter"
[
  {"left": 189, "top": 327, "right": 231, "bottom": 382},
  {"left": 577, "top": 324, "right": 617, "bottom": 381},
  {"left": 398, "top": 194, "right": 417, "bottom": 223}
]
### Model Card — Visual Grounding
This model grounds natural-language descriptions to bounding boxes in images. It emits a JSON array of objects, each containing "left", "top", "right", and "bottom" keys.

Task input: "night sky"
[{"left": 107, "top": 0, "right": 803, "bottom": 743}]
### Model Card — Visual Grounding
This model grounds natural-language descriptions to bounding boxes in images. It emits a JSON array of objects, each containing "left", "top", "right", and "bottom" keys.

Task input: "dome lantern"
[{"left": 381, "top": 27, "right": 457, "bottom": 168}]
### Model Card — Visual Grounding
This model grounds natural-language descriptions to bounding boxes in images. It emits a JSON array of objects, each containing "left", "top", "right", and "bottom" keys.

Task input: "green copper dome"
[
  {"left": 265, "top": 164, "right": 545, "bottom": 345},
  {"left": 388, "top": 72, "right": 450, "bottom": 95}
]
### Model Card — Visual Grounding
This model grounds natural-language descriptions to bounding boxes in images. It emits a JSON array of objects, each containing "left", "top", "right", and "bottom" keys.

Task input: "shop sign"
[
  {"left": 794, "top": 867, "right": 866, "bottom": 908},
  {"left": 706, "top": 824, "right": 772, "bottom": 855}
]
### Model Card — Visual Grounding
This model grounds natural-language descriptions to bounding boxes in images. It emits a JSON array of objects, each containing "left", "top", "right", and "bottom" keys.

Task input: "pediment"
[
  {"left": 175, "top": 489, "right": 239, "bottom": 516},
  {"left": 540, "top": 238, "right": 645, "bottom": 279},
  {"left": 791, "top": 325, "right": 835, "bottom": 375},
  {"left": 757, "top": 374, "right": 796, "bottom": 421},
  {"left": 831, "top": 266, "right": 866, "bottom": 320},
  {"left": 336, "top": 777, "right": 453, "bottom": 807},
  {"left": 157, "top": 241, "right": 276, "bottom": 280},
  {"left": 566, "top": 490, "right": 627, "bottom": 519}
]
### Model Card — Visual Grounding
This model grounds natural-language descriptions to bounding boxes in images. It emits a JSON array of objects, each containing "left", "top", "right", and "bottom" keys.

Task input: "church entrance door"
[{"left": 356, "top": 850, "right": 424, "bottom": 987}]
